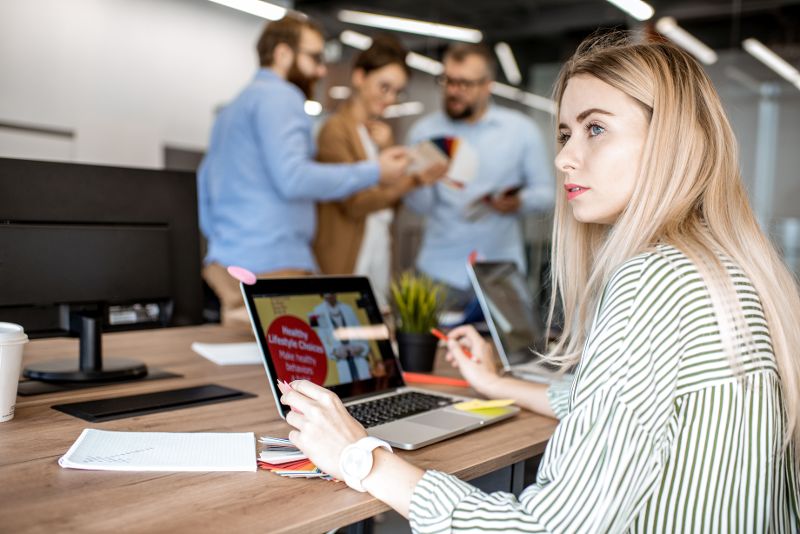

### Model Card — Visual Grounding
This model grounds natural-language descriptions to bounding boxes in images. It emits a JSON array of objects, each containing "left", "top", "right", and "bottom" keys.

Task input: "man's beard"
[
  {"left": 287, "top": 60, "right": 317, "bottom": 100},
  {"left": 444, "top": 97, "right": 475, "bottom": 120}
]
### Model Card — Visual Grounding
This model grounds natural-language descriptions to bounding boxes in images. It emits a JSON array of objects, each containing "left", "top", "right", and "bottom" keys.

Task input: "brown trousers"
[{"left": 202, "top": 263, "right": 311, "bottom": 328}]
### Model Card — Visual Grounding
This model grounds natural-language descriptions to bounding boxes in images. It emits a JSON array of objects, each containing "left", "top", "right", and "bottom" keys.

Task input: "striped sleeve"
[
  {"left": 545, "top": 374, "right": 574, "bottom": 419},
  {"left": 407, "top": 255, "right": 685, "bottom": 533}
]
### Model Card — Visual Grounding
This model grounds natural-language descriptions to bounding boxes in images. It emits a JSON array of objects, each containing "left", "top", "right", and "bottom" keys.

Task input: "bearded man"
[
  {"left": 198, "top": 15, "right": 408, "bottom": 326},
  {"left": 404, "top": 43, "right": 554, "bottom": 308}
]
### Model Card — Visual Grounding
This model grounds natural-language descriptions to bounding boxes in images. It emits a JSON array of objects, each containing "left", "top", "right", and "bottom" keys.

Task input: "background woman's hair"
[
  {"left": 352, "top": 34, "right": 411, "bottom": 77},
  {"left": 546, "top": 32, "right": 800, "bottom": 460}
]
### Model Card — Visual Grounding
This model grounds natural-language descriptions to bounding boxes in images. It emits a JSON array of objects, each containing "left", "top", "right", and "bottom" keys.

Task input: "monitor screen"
[
  {"left": 253, "top": 291, "right": 386, "bottom": 386},
  {"left": 0, "top": 157, "right": 203, "bottom": 383},
  {"left": 242, "top": 277, "right": 404, "bottom": 408},
  {"left": 0, "top": 157, "right": 203, "bottom": 336}
]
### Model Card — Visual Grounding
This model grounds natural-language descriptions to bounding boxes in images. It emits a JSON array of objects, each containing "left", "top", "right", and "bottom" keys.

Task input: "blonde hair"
[{"left": 547, "top": 34, "right": 800, "bottom": 459}]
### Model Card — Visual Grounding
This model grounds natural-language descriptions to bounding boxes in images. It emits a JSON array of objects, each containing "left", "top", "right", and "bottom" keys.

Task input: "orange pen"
[{"left": 430, "top": 328, "right": 474, "bottom": 360}]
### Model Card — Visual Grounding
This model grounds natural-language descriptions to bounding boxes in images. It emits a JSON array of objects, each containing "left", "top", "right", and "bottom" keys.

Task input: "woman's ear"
[{"left": 351, "top": 68, "right": 366, "bottom": 90}]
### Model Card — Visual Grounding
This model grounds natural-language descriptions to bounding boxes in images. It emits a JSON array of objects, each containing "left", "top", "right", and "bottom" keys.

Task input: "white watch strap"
[{"left": 341, "top": 436, "right": 393, "bottom": 492}]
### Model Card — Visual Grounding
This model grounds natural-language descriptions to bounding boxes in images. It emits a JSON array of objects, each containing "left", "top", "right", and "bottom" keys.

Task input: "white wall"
[{"left": 0, "top": 0, "right": 266, "bottom": 168}]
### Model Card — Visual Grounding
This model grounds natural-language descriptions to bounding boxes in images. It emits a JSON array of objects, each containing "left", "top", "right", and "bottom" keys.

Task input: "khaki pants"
[{"left": 202, "top": 263, "right": 311, "bottom": 328}]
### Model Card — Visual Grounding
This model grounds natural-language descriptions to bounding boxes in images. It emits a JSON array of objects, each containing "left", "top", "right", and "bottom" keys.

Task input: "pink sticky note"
[{"left": 227, "top": 265, "right": 257, "bottom": 285}]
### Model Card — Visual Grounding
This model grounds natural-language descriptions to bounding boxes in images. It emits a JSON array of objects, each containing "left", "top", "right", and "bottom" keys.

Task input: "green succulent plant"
[{"left": 390, "top": 272, "right": 445, "bottom": 334}]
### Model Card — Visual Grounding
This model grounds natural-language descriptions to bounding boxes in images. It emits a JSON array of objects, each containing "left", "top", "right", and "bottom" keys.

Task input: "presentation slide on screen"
[{"left": 254, "top": 292, "right": 386, "bottom": 387}]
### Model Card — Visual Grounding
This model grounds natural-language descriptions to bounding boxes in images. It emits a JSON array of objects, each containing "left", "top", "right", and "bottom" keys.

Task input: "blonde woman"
[{"left": 278, "top": 34, "right": 800, "bottom": 532}]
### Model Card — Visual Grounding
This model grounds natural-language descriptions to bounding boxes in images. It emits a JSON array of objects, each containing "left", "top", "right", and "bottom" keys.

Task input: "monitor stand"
[{"left": 23, "top": 311, "right": 148, "bottom": 382}]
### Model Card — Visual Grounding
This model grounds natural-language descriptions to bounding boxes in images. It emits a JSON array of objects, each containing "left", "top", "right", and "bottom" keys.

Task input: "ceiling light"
[
  {"left": 338, "top": 10, "right": 482, "bottom": 43},
  {"left": 207, "top": 0, "right": 286, "bottom": 20},
  {"left": 339, "top": 30, "right": 372, "bottom": 50},
  {"left": 490, "top": 82, "right": 522, "bottom": 100},
  {"left": 656, "top": 17, "right": 717, "bottom": 65},
  {"left": 605, "top": 0, "right": 654, "bottom": 21},
  {"left": 328, "top": 86, "right": 352, "bottom": 100},
  {"left": 405, "top": 52, "right": 444, "bottom": 76},
  {"left": 743, "top": 38, "right": 800, "bottom": 87},
  {"left": 304, "top": 100, "right": 322, "bottom": 116},
  {"left": 520, "top": 91, "right": 557, "bottom": 115},
  {"left": 339, "top": 32, "right": 443, "bottom": 77},
  {"left": 494, "top": 42, "right": 522, "bottom": 85},
  {"left": 383, "top": 101, "right": 425, "bottom": 119},
  {"left": 491, "top": 82, "right": 556, "bottom": 115}
]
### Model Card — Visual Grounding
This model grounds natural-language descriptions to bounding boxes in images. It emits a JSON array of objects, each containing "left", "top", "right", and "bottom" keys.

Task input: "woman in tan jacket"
[{"left": 314, "top": 36, "right": 445, "bottom": 307}]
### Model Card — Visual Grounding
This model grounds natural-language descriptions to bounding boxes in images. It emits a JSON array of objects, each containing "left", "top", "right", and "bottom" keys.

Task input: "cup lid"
[{"left": 0, "top": 322, "right": 28, "bottom": 344}]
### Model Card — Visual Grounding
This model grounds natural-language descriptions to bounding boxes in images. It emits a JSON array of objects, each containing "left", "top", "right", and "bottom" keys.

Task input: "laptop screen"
[
  {"left": 468, "top": 261, "right": 547, "bottom": 367},
  {"left": 242, "top": 277, "right": 404, "bottom": 414}
]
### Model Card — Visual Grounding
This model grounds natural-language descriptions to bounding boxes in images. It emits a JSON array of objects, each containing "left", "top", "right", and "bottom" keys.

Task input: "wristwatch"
[{"left": 339, "top": 436, "right": 393, "bottom": 492}]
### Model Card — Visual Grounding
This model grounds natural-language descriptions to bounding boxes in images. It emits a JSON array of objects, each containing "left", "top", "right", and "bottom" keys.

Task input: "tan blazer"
[{"left": 313, "top": 104, "right": 416, "bottom": 275}]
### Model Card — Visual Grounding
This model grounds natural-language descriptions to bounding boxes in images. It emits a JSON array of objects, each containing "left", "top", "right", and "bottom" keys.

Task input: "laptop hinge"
[{"left": 343, "top": 387, "right": 404, "bottom": 404}]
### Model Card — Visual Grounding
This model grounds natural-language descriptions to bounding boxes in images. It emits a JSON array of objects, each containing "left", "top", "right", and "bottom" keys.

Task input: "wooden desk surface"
[{"left": 0, "top": 325, "right": 556, "bottom": 534}]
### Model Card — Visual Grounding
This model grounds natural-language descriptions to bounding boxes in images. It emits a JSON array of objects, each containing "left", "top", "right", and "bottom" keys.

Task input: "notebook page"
[{"left": 59, "top": 429, "right": 257, "bottom": 472}]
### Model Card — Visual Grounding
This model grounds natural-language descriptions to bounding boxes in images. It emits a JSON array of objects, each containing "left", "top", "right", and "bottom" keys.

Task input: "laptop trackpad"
[
  {"left": 369, "top": 411, "right": 480, "bottom": 445},
  {"left": 407, "top": 410, "right": 480, "bottom": 430}
]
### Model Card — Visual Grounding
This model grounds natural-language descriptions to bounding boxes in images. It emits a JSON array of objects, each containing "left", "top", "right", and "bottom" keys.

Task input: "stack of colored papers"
[{"left": 257, "top": 437, "right": 334, "bottom": 480}]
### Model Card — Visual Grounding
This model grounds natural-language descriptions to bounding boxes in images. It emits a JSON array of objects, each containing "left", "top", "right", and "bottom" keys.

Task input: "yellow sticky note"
[{"left": 453, "top": 399, "right": 515, "bottom": 412}]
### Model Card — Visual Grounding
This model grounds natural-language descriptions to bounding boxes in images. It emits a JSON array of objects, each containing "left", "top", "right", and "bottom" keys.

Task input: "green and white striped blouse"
[{"left": 409, "top": 245, "right": 799, "bottom": 533}]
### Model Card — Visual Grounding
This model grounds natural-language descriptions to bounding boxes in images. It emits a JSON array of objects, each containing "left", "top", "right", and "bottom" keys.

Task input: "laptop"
[
  {"left": 467, "top": 261, "right": 562, "bottom": 384},
  {"left": 241, "top": 276, "right": 519, "bottom": 450}
]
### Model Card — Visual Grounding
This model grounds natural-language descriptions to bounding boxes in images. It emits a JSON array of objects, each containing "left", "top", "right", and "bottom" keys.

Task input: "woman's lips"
[{"left": 564, "top": 183, "right": 589, "bottom": 201}]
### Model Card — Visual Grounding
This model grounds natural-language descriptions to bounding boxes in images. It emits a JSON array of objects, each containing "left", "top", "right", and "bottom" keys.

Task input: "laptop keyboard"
[{"left": 346, "top": 391, "right": 456, "bottom": 428}]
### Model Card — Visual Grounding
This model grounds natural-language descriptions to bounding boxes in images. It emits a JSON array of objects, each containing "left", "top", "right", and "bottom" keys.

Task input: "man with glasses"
[
  {"left": 198, "top": 15, "right": 409, "bottom": 327},
  {"left": 405, "top": 43, "right": 554, "bottom": 308}
]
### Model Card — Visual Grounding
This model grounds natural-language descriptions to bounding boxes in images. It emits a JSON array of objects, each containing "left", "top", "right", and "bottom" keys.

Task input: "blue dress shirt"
[
  {"left": 198, "top": 68, "right": 379, "bottom": 273},
  {"left": 405, "top": 105, "right": 554, "bottom": 289}
]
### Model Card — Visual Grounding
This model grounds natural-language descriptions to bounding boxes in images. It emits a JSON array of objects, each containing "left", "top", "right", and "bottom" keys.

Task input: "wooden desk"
[{"left": 0, "top": 325, "right": 556, "bottom": 534}]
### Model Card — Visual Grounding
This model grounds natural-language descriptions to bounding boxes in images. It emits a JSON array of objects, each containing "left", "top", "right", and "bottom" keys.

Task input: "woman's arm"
[
  {"left": 443, "top": 325, "right": 557, "bottom": 419},
  {"left": 317, "top": 119, "right": 445, "bottom": 219},
  {"left": 277, "top": 380, "right": 424, "bottom": 517}
]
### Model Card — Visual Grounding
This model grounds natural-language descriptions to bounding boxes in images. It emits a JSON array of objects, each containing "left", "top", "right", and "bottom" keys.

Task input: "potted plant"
[{"left": 390, "top": 272, "right": 445, "bottom": 372}]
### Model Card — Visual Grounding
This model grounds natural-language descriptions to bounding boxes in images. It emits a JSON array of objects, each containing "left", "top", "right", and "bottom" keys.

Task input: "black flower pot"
[{"left": 396, "top": 331, "right": 438, "bottom": 372}]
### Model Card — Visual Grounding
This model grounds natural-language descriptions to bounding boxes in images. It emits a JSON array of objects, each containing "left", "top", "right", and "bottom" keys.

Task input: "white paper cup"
[{"left": 0, "top": 322, "right": 29, "bottom": 422}]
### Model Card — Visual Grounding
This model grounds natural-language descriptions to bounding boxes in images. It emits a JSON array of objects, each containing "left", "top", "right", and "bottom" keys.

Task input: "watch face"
[{"left": 342, "top": 446, "right": 372, "bottom": 480}]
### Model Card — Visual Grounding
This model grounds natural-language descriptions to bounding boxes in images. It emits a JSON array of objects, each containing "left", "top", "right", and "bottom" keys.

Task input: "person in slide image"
[
  {"left": 276, "top": 33, "right": 800, "bottom": 533},
  {"left": 310, "top": 293, "right": 371, "bottom": 384},
  {"left": 313, "top": 35, "right": 447, "bottom": 309}
]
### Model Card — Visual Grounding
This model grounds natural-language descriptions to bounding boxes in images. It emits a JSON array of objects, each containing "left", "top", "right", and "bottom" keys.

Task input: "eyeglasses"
[
  {"left": 297, "top": 48, "right": 325, "bottom": 66},
  {"left": 377, "top": 82, "right": 407, "bottom": 101},
  {"left": 435, "top": 74, "right": 488, "bottom": 90}
]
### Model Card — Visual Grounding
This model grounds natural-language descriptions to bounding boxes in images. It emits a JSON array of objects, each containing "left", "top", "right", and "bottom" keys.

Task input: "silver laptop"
[
  {"left": 240, "top": 276, "right": 519, "bottom": 450},
  {"left": 467, "top": 261, "right": 562, "bottom": 384}
]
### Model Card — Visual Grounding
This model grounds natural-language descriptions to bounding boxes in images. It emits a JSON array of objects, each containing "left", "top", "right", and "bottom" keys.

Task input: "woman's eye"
[
  {"left": 557, "top": 132, "right": 570, "bottom": 144},
  {"left": 588, "top": 123, "right": 605, "bottom": 136}
]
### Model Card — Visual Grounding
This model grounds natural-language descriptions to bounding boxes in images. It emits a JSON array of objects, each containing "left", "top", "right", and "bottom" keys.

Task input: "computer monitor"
[{"left": 0, "top": 157, "right": 203, "bottom": 383}]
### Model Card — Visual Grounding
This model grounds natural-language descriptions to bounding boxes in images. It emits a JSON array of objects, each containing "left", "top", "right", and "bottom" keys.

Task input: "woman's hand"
[
  {"left": 278, "top": 380, "right": 367, "bottom": 480},
  {"left": 444, "top": 325, "right": 503, "bottom": 397},
  {"left": 366, "top": 120, "right": 393, "bottom": 149},
  {"left": 415, "top": 160, "right": 449, "bottom": 186}
]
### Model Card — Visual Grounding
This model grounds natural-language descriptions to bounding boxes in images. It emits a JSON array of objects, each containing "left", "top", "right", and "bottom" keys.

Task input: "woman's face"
[
  {"left": 353, "top": 63, "right": 407, "bottom": 118},
  {"left": 555, "top": 74, "right": 650, "bottom": 225}
]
